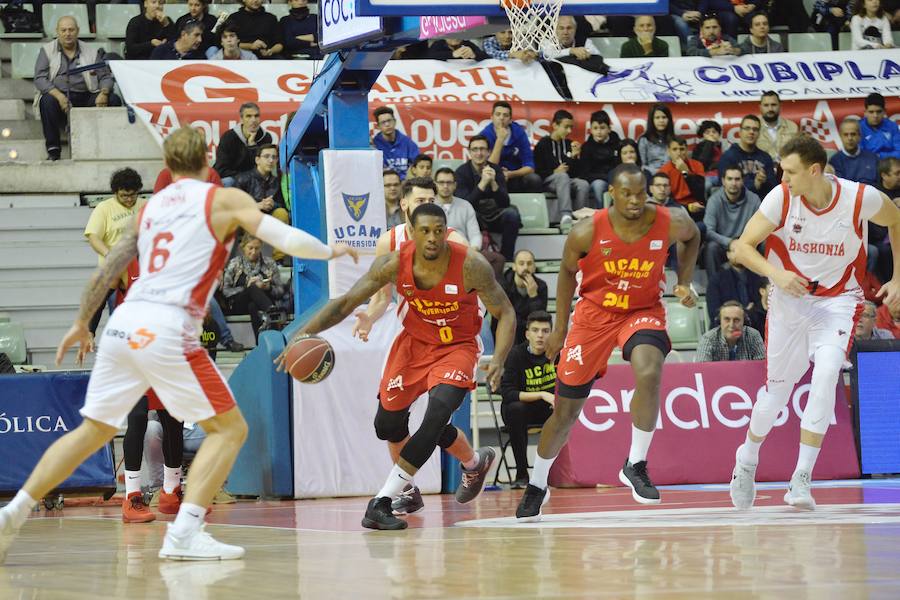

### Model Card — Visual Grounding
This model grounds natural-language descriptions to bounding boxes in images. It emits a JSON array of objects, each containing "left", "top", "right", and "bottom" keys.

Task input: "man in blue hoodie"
[
  {"left": 860, "top": 93, "right": 900, "bottom": 160},
  {"left": 372, "top": 106, "right": 421, "bottom": 179},
  {"left": 829, "top": 118, "right": 879, "bottom": 185},
  {"left": 480, "top": 101, "right": 542, "bottom": 193}
]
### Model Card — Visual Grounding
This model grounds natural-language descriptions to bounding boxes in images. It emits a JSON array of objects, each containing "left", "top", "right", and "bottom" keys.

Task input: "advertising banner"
[{"left": 548, "top": 361, "right": 860, "bottom": 488}]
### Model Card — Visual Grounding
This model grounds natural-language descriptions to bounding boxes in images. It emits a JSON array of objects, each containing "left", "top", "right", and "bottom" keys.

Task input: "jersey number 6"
[{"left": 148, "top": 231, "right": 174, "bottom": 273}]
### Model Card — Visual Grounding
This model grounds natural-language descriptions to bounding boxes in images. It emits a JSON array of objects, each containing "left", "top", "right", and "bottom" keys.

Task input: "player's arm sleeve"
[
  {"left": 757, "top": 185, "right": 785, "bottom": 227},
  {"left": 255, "top": 214, "right": 334, "bottom": 260},
  {"left": 860, "top": 184, "right": 886, "bottom": 221}
]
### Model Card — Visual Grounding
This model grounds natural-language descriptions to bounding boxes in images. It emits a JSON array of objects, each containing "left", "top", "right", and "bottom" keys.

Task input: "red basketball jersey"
[
  {"left": 395, "top": 240, "right": 483, "bottom": 345},
  {"left": 577, "top": 206, "right": 671, "bottom": 313}
]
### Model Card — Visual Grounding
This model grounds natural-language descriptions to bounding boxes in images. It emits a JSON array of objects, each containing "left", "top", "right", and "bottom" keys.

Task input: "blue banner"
[{"left": 0, "top": 373, "right": 115, "bottom": 493}]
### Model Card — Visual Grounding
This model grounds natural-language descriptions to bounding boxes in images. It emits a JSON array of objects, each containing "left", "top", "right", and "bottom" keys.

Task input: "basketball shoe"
[
  {"left": 123, "top": 492, "right": 156, "bottom": 523},
  {"left": 515, "top": 484, "right": 550, "bottom": 522},
  {"left": 455, "top": 447, "right": 496, "bottom": 504},
  {"left": 784, "top": 470, "right": 816, "bottom": 510},
  {"left": 391, "top": 485, "right": 424, "bottom": 515},
  {"left": 362, "top": 497, "right": 408, "bottom": 530},
  {"left": 159, "top": 487, "right": 183, "bottom": 515},
  {"left": 158, "top": 524, "right": 245, "bottom": 560},
  {"left": 619, "top": 460, "right": 661, "bottom": 504},
  {"left": 729, "top": 448, "right": 757, "bottom": 510}
]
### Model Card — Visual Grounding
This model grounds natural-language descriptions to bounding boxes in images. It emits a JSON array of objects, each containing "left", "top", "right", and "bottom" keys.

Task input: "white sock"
[
  {"left": 163, "top": 466, "right": 182, "bottom": 494},
  {"left": 376, "top": 464, "right": 415, "bottom": 500},
  {"left": 795, "top": 443, "right": 821, "bottom": 474},
  {"left": 628, "top": 425, "right": 654, "bottom": 465},
  {"left": 4, "top": 490, "right": 36, "bottom": 529},
  {"left": 124, "top": 470, "right": 142, "bottom": 496},
  {"left": 529, "top": 453, "right": 558, "bottom": 490},
  {"left": 462, "top": 451, "right": 479, "bottom": 470},
  {"left": 738, "top": 436, "right": 764, "bottom": 466},
  {"left": 170, "top": 503, "right": 206, "bottom": 538}
]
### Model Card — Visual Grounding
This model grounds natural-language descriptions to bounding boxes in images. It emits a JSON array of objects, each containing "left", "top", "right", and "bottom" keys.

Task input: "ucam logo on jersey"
[{"left": 323, "top": 150, "right": 386, "bottom": 297}]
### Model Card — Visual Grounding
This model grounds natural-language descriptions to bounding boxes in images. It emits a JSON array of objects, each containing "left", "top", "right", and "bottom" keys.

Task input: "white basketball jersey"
[
  {"left": 388, "top": 223, "right": 408, "bottom": 251},
  {"left": 759, "top": 176, "right": 882, "bottom": 295},
  {"left": 126, "top": 179, "right": 234, "bottom": 318}
]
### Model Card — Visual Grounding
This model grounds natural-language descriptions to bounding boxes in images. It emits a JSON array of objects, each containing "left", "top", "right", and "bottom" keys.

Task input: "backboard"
[{"left": 358, "top": 0, "right": 669, "bottom": 17}]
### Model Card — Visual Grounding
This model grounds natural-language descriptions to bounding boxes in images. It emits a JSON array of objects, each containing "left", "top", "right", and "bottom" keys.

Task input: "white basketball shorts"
[
  {"left": 764, "top": 287, "right": 864, "bottom": 389},
  {"left": 81, "top": 301, "right": 236, "bottom": 428}
]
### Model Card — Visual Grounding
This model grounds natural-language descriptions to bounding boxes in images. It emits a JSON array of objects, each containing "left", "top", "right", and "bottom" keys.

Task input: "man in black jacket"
[
  {"left": 233, "top": 144, "right": 289, "bottom": 223},
  {"left": 534, "top": 109, "right": 590, "bottom": 228},
  {"left": 455, "top": 135, "right": 521, "bottom": 260},
  {"left": 213, "top": 102, "right": 273, "bottom": 186},
  {"left": 499, "top": 310, "right": 556, "bottom": 488},
  {"left": 496, "top": 249, "right": 548, "bottom": 344},
  {"left": 577, "top": 110, "right": 621, "bottom": 208},
  {"left": 224, "top": 0, "right": 284, "bottom": 58}
]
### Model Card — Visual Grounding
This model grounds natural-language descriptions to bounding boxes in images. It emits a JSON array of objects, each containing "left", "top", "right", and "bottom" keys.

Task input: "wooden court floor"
[{"left": 2, "top": 479, "right": 899, "bottom": 599}]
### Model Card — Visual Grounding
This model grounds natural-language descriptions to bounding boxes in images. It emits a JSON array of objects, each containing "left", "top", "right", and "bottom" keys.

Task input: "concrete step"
[
  {"left": 0, "top": 265, "right": 95, "bottom": 283},
  {"left": 30, "top": 347, "right": 94, "bottom": 370},
  {"left": 0, "top": 78, "right": 35, "bottom": 100},
  {"left": 0, "top": 159, "right": 163, "bottom": 193},
  {"left": 0, "top": 240, "right": 96, "bottom": 269},
  {"left": 0, "top": 205, "right": 91, "bottom": 229},
  {"left": 0, "top": 279, "right": 85, "bottom": 309},
  {"left": 0, "top": 118, "right": 41, "bottom": 138},
  {"left": 0, "top": 227, "right": 86, "bottom": 243},
  {"left": 0, "top": 99, "right": 25, "bottom": 120},
  {"left": 71, "top": 108, "right": 159, "bottom": 161},
  {"left": 0, "top": 138, "right": 52, "bottom": 161},
  {"left": 0, "top": 194, "right": 82, "bottom": 208}
]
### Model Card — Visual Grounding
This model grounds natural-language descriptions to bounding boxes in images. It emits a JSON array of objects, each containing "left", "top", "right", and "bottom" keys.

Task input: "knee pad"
[
  {"left": 373, "top": 405, "right": 410, "bottom": 444},
  {"left": 400, "top": 385, "right": 467, "bottom": 469},
  {"left": 801, "top": 345, "right": 845, "bottom": 435},
  {"left": 749, "top": 386, "right": 790, "bottom": 439},
  {"left": 436, "top": 424, "right": 459, "bottom": 449}
]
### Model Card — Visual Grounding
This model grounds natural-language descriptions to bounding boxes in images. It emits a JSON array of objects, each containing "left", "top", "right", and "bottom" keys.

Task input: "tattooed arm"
[
  {"left": 464, "top": 249, "right": 515, "bottom": 391},
  {"left": 275, "top": 253, "right": 400, "bottom": 370},
  {"left": 668, "top": 206, "right": 700, "bottom": 307},
  {"left": 56, "top": 222, "right": 139, "bottom": 366}
]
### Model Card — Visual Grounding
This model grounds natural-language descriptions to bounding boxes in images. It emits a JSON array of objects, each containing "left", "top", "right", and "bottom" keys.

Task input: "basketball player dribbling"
[
  {"left": 351, "top": 177, "right": 487, "bottom": 516},
  {"left": 729, "top": 135, "right": 900, "bottom": 510},
  {"left": 278, "top": 202, "right": 516, "bottom": 530},
  {"left": 516, "top": 163, "right": 701, "bottom": 522},
  {"left": 0, "top": 127, "right": 358, "bottom": 562}
]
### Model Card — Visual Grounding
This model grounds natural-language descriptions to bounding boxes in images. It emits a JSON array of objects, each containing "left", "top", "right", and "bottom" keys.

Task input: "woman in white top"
[{"left": 850, "top": 0, "right": 895, "bottom": 49}]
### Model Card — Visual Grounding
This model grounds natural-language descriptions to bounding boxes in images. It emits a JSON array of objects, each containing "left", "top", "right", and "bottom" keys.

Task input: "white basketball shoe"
[
  {"left": 729, "top": 448, "right": 757, "bottom": 510},
  {"left": 158, "top": 524, "right": 245, "bottom": 561},
  {"left": 784, "top": 470, "right": 816, "bottom": 510}
]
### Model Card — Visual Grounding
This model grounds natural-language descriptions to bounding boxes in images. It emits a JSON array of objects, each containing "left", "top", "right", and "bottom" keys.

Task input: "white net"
[{"left": 501, "top": 0, "right": 564, "bottom": 54}]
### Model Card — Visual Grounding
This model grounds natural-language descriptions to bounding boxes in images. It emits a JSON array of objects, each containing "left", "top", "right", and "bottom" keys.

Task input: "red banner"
[
  {"left": 548, "top": 361, "right": 860, "bottom": 487},
  {"left": 374, "top": 96, "right": 900, "bottom": 161}
]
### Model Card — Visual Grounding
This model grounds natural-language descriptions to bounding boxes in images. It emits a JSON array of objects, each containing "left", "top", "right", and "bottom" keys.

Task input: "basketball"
[
  {"left": 501, "top": 0, "right": 530, "bottom": 7},
  {"left": 285, "top": 335, "right": 335, "bottom": 383}
]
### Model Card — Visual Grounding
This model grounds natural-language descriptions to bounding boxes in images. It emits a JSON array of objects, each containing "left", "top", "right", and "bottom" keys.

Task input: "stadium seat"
[
  {"left": 838, "top": 31, "right": 852, "bottom": 51},
  {"left": 164, "top": 3, "right": 191, "bottom": 20},
  {"left": 42, "top": 4, "right": 94, "bottom": 38},
  {"left": 588, "top": 37, "right": 629, "bottom": 58},
  {"left": 0, "top": 320, "right": 27, "bottom": 365},
  {"left": 11, "top": 41, "right": 42, "bottom": 79},
  {"left": 267, "top": 3, "right": 290, "bottom": 19},
  {"left": 787, "top": 32, "right": 831, "bottom": 53},
  {"left": 608, "top": 348, "right": 628, "bottom": 366},
  {"left": 895, "top": 31, "right": 900, "bottom": 46},
  {"left": 509, "top": 193, "right": 550, "bottom": 230},
  {"left": 96, "top": 4, "right": 139, "bottom": 39},
  {"left": 432, "top": 158, "right": 465, "bottom": 174},
  {"left": 658, "top": 35, "right": 682, "bottom": 57},
  {"left": 666, "top": 300, "right": 703, "bottom": 350}
]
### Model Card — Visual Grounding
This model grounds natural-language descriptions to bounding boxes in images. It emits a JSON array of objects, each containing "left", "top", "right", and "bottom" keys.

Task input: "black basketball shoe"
[
  {"left": 391, "top": 485, "right": 424, "bottom": 516},
  {"left": 619, "top": 460, "right": 661, "bottom": 504},
  {"left": 515, "top": 484, "right": 550, "bottom": 523},
  {"left": 362, "top": 497, "right": 408, "bottom": 531}
]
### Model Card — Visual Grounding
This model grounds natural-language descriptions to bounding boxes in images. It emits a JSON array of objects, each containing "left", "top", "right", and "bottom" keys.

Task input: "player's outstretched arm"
[
  {"left": 669, "top": 208, "right": 701, "bottom": 307},
  {"left": 353, "top": 231, "right": 394, "bottom": 341},
  {"left": 870, "top": 192, "right": 900, "bottom": 308},
  {"left": 295, "top": 253, "right": 399, "bottom": 340},
  {"left": 56, "top": 224, "right": 139, "bottom": 366},
  {"left": 464, "top": 250, "right": 515, "bottom": 392},
  {"left": 215, "top": 187, "right": 358, "bottom": 262},
  {"left": 734, "top": 211, "right": 808, "bottom": 297},
  {"left": 548, "top": 217, "right": 593, "bottom": 359}
]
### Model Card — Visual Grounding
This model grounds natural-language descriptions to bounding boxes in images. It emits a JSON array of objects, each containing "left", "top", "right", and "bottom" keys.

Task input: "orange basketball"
[
  {"left": 285, "top": 335, "right": 335, "bottom": 383},
  {"left": 501, "top": 0, "right": 530, "bottom": 7}
]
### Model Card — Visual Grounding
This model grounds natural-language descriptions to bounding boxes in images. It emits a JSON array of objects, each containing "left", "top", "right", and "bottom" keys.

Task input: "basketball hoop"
[{"left": 500, "top": 0, "right": 564, "bottom": 54}]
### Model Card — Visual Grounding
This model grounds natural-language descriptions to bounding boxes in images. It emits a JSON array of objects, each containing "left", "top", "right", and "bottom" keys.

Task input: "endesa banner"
[
  {"left": 111, "top": 55, "right": 900, "bottom": 161},
  {"left": 548, "top": 361, "right": 860, "bottom": 488}
]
